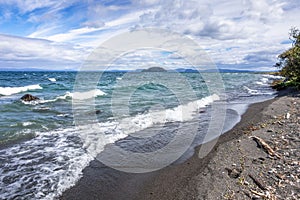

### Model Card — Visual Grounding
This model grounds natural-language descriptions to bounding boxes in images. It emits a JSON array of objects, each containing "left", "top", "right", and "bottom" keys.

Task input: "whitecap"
[
  {"left": 57, "top": 114, "right": 70, "bottom": 117},
  {"left": 50, "top": 90, "right": 106, "bottom": 102},
  {"left": 262, "top": 74, "right": 283, "bottom": 79},
  {"left": 243, "top": 86, "right": 259, "bottom": 95},
  {"left": 22, "top": 122, "right": 33, "bottom": 127},
  {"left": 21, "top": 100, "right": 42, "bottom": 105},
  {"left": 0, "top": 84, "right": 42, "bottom": 96},
  {"left": 21, "top": 92, "right": 72, "bottom": 105},
  {"left": 48, "top": 78, "right": 56, "bottom": 82},
  {"left": 39, "top": 92, "right": 73, "bottom": 104},
  {"left": 255, "top": 81, "right": 264, "bottom": 85},
  {"left": 256, "top": 77, "right": 269, "bottom": 85},
  {"left": 72, "top": 89, "right": 106, "bottom": 100},
  {"left": 21, "top": 90, "right": 106, "bottom": 105}
]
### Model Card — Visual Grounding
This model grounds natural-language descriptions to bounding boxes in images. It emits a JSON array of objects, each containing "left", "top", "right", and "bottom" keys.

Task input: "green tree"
[{"left": 276, "top": 27, "right": 300, "bottom": 83}]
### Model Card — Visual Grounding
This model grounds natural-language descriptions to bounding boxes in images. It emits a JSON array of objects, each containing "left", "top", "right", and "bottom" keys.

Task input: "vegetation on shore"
[{"left": 273, "top": 27, "right": 300, "bottom": 90}]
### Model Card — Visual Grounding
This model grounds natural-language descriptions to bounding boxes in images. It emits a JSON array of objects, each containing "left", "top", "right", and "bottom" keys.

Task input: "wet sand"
[{"left": 61, "top": 89, "right": 300, "bottom": 200}]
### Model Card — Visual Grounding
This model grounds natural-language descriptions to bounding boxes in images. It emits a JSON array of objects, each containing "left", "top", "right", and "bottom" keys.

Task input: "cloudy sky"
[{"left": 0, "top": 0, "right": 299, "bottom": 71}]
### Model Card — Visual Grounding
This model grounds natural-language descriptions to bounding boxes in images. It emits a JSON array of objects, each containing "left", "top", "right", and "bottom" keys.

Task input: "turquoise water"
[{"left": 0, "top": 71, "right": 280, "bottom": 199}]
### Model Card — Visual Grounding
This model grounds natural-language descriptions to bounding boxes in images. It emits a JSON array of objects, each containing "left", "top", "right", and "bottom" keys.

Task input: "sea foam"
[{"left": 80, "top": 94, "right": 220, "bottom": 157}]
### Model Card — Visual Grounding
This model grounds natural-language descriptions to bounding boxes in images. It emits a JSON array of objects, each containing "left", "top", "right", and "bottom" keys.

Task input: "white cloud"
[
  {"left": 0, "top": 34, "right": 88, "bottom": 69},
  {"left": 28, "top": 10, "right": 146, "bottom": 46},
  {"left": 130, "top": 0, "right": 299, "bottom": 70},
  {"left": 242, "top": 0, "right": 285, "bottom": 23},
  {"left": 0, "top": 0, "right": 56, "bottom": 13},
  {"left": 1, "top": 0, "right": 300, "bottom": 70}
]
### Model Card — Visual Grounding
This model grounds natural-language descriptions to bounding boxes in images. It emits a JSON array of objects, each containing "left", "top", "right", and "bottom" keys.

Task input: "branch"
[{"left": 249, "top": 136, "right": 281, "bottom": 159}]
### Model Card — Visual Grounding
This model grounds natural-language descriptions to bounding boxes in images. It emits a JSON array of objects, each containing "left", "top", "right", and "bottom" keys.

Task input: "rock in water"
[
  {"left": 95, "top": 110, "right": 101, "bottom": 114},
  {"left": 21, "top": 94, "right": 40, "bottom": 102}
]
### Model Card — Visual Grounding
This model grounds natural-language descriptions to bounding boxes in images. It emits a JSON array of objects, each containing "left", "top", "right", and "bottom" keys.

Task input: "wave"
[
  {"left": 9, "top": 121, "right": 34, "bottom": 127},
  {"left": 22, "top": 122, "right": 34, "bottom": 127},
  {"left": 0, "top": 127, "right": 93, "bottom": 200},
  {"left": 71, "top": 89, "right": 106, "bottom": 100},
  {"left": 48, "top": 78, "right": 56, "bottom": 82},
  {"left": 21, "top": 89, "right": 106, "bottom": 105},
  {"left": 0, "top": 94, "right": 220, "bottom": 199},
  {"left": 255, "top": 77, "right": 269, "bottom": 85},
  {"left": 0, "top": 84, "right": 42, "bottom": 96},
  {"left": 255, "top": 74, "right": 283, "bottom": 86},
  {"left": 243, "top": 86, "right": 259, "bottom": 95},
  {"left": 243, "top": 86, "right": 275, "bottom": 96},
  {"left": 256, "top": 73, "right": 285, "bottom": 85},
  {"left": 79, "top": 94, "right": 220, "bottom": 157},
  {"left": 262, "top": 74, "right": 283, "bottom": 79},
  {"left": 21, "top": 92, "right": 72, "bottom": 105},
  {"left": 40, "top": 92, "right": 73, "bottom": 103}
]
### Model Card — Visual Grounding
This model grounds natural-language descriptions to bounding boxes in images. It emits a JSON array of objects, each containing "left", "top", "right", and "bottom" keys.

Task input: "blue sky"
[{"left": 0, "top": 0, "right": 299, "bottom": 71}]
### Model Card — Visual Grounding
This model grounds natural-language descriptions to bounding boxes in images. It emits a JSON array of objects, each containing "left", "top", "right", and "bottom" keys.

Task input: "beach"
[
  {"left": 1, "top": 1, "right": 300, "bottom": 199},
  {"left": 0, "top": 72, "right": 280, "bottom": 199},
  {"left": 0, "top": 72, "right": 293, "bottom": 199},
  {"left": 61, "top": 88, "right": 300, "bottom": 200}
]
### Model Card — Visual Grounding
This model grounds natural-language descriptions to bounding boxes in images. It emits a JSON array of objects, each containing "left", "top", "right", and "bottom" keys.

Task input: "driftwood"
[
  {"left": 250, "top": 189, "right": 277, "bottom": 200},
  {"left": 250, "top": 189, "right": 267, "bottom": 197},
  {"left": 250, "top": 136, "right": 281, "bottom": 159},
  {"left": 248, "top": 173, "right": 267, "bottom": 190}
]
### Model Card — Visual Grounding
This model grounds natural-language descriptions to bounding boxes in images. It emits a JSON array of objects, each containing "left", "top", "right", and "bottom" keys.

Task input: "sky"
[{"left": 0, "top": 0, "right": 299, "bottom": 71}]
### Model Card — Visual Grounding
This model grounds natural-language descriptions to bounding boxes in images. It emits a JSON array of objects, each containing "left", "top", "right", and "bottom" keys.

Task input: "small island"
[{"left": 141, "top": 67, "right": 167, "bottom": 72}]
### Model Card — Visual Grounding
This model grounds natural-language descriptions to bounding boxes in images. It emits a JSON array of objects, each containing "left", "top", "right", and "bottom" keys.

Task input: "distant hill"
[
  {"left": 0, "top": 67, "right": 273, "bottom": 73},
  {"left": 203, "top": 69, "right": 255, "bottom": 73},
  {"left": 142, "top": 67, "right": 167, "bottom": 72},
  {"left": 175, "top": 68, "right": 257, "bottom": 73}
]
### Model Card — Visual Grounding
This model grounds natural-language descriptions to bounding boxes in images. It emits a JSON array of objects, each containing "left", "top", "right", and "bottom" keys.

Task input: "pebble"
[
  {"left": 226, "top": 168, "right": 242, "bottom": 179},
  {"left": 229, "top": 168, "right": 241, "bottom": 178}
]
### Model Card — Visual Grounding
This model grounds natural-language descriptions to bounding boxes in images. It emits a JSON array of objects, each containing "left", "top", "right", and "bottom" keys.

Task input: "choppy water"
[{"left": 0, "top": 71, "right": 281, "bottom": 199}]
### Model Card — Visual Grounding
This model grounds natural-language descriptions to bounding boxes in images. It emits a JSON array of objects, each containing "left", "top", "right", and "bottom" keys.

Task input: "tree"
[{"left": 276, "top": 27, "right": 300, "bottom": 83}]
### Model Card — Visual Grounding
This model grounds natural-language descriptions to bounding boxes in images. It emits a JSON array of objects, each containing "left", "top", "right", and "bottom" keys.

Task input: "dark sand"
[{"left": 61, "top": 89, "right": 300, "bottom": 200}]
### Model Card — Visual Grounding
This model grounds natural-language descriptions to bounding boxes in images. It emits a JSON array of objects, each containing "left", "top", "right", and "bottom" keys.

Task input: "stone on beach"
[{"left": 226, "top": 168, "right": 242, "bottom": 179}]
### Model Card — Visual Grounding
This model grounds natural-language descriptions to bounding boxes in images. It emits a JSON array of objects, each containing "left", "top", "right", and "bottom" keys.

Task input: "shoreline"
[{"left": 60, "top": 88, "right": 299, "bottom": 200}]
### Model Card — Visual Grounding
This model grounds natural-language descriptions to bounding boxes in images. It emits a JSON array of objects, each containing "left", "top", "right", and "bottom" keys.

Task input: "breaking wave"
[{"left": 0, "top": 85, "right": 42, "bottom": 96}]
